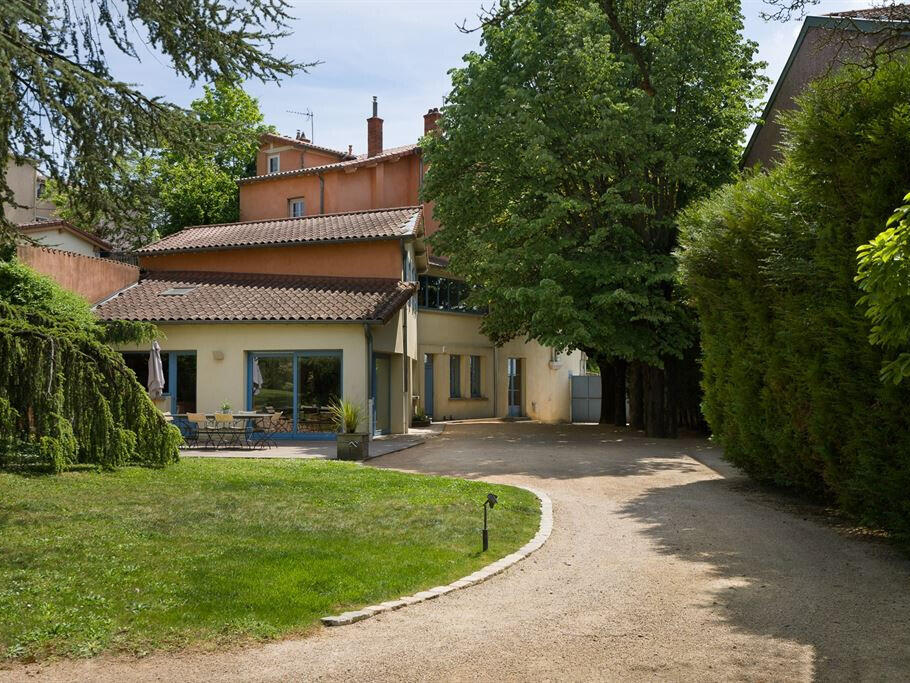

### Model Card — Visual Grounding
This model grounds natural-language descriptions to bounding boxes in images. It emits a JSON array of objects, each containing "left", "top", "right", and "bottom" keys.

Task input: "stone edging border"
[{"left": 321, "top": 485, "right": 553, "bottom": 627}]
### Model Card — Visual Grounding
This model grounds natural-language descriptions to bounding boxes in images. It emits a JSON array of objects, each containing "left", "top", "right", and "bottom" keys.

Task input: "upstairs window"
[
  {"left": 418, "top": 275, "right": 484, "bottom": 313},
  {"left": 289, "top": 198, "right": 305, "bottom": 218},
  {"left": 268, "top": 154, "right": 280, "bottom": 174},
  {"left": 449, "top": 355, "right": 461, "bottom": 398}
]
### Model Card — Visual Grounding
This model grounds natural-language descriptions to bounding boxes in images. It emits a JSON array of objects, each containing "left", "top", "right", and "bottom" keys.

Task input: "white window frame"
[
  {"left": 289, "top": 198, "right": 305, "bottom": 218},
  {"left": 267, "top": 154, "right": 280, "bottom": 174}
]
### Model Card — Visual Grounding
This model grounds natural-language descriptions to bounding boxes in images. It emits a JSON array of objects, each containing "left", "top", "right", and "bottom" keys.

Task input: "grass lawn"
[{"left": 0, "top": 458, "right": 540, "bottom": 662}]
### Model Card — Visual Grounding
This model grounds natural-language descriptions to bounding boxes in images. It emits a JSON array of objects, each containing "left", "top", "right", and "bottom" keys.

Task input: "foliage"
[
  {"left": 0, "top": 259, "right": 181, "bottom": 472},
  {"left": 856, "top": 193, "right": 910, "bottom": 384},
  {"left": 50, "top": 82, "right": 273, "bottom": 245},
  {"left": 677, "top": 57, "right": 910, "bottom": 539},
  {"left": 220, "top": 400, "right": 232, "bottom": 413},
  {"left": 421, "top": 0, "right": 765, "bottom": 435},
  {"left": 0, "top": 0, "right": 310, "bottom": 247},
  {"left": 328, "top": 398, "right": 364, "bottom": 434},
  {"left": 0, "top": 459, "right": 540, "bottom": 660}
]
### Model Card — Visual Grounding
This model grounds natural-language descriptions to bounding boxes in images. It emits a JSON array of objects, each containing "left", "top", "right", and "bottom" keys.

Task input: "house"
[
  {"left": 96, "top": 100, "right": 585, "bottom": 436},
  {"left": 18, "top": 219, "right": 111, "bottom": 258},
  {"left": 743, "top": 6, "right": 910, "bottom": 168},
  {"left": 3, "top": 159, "right": 56, "bottom": 224}
]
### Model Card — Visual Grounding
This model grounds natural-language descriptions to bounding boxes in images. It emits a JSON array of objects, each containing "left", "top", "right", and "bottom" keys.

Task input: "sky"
[{"left": 112, "top": 0, "right": 878, "bottom": 155}]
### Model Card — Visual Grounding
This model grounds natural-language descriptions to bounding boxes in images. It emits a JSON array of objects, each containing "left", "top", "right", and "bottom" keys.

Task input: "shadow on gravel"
[
  {"left": 372, "top": 422, "right": 708, "bottom": 481},
  {"left": 620, "top": 477, "right": 910, "bottom": 680}
]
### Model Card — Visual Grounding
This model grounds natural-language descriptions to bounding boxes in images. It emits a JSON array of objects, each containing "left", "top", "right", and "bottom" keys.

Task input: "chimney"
[
  {"left": 424, "top": 107, "right": 441, "bottom": 135},
  {"left": 367, "top": 96, "right": 383, "bottom": 157}
]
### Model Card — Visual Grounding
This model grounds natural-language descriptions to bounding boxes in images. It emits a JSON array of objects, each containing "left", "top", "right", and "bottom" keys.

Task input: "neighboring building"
[
  {"left": 3, "top": 159, "right": 56, "bottom": 224},
  {"left": 96, "top": 100, "right": 585, "bottom": 435},
  {"left": 743, "top": 7, "right": 910, "bottom": 168},
  {"left": 18, "top": 219, "right": 111, "bottom": 258}
]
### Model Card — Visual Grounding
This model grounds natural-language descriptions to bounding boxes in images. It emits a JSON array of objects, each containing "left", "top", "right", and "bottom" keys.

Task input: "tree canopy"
[
  {"left": 1, "top": 0, "right": 311, "bottom": 246},
  {"left": 421, "top": 0, "right": 765, "bottom": 435}
]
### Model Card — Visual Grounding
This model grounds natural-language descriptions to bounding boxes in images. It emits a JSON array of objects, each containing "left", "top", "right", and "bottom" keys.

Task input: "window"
[
  {"left": 449, "top": 355, "right": 461, "bottom": 398},
  {"left": 469, "top": 355, "right": 481, "bottom": 398},
  {"left": 418, "top": 275, "right": 484, "bottom": 313},
  {"left": 267, "top": 154, "right": 280, "bottom": 174},
  {"left": 289, "top": 198, "right": 305, "bottom": 217},
  {"left": 121, "top": 350, "right": 197, "bottom": 413}
]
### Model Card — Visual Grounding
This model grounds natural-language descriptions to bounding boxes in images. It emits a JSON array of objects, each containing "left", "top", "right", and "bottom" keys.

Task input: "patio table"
[{"left": 169, "top": 412, "right": 276, "bottom": 450}]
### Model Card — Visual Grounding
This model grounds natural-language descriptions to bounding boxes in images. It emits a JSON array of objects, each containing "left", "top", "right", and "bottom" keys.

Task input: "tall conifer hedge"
[
  {"left": 678, "top": 59, "right": 910, "bottom": 540},
  {"left": 0, "top": 258, "right": 181, "bottom": 471}
]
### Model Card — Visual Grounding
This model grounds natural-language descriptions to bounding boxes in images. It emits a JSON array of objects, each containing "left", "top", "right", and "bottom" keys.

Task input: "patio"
[{"left": 179, "top": 424, "right": 444, "bottom": 460}]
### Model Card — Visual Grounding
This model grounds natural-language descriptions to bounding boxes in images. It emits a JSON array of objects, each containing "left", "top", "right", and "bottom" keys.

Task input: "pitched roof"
[
  {"left": 741, "top": 12, "right": 910, "bottom": 167},
  {"left": 238, "top": 143, "right": 420, "bottom": 185},
  {"left": 18, "top": 219, "right": 112, "bottom": 251},
  {"left": 827, "top": 5, "right": 910, "bottom": 21},
  {"left": 138, "top": 206, "right": 422, "bottom": 254},
  {"left": 93, "top": 271, "right": 416, "bottom": 323},
  {"left": 260, "top": 132, "right": 354, "bottom": 160}
]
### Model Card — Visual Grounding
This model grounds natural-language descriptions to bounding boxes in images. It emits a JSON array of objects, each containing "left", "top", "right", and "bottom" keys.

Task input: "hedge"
[{"left": 678, "top": 58, "right": 910, "bottom": 540}]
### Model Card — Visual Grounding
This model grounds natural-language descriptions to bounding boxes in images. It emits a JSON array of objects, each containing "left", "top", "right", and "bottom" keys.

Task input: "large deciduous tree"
[
  {"left": 0, "top": 0, "right": 311, "bottom": 245},
  {"left": 421, "top": 0, "right": 764, "bottom": 436}
]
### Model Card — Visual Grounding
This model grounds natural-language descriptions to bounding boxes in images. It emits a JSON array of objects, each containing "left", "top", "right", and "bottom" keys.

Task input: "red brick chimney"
[
  {"left": 367, "top": 96, "right": 383, "bottom": 157},
  {"left": 424, "top": 107, "right": 441, "bottom": 135}
]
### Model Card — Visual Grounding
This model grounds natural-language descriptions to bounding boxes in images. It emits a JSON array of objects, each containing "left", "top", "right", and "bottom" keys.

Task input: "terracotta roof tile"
[
  {"left": 238, "top": 143, "right": 421, "bottom": 185},
  {"left": 260, "top": 132, "right": 354, "bottom": 159},
  {"left": 94, "top": 271, "right": 417, "bottom": 323},
  {"left": 138, "top": 206, "right": 421, "bottom": 254}
]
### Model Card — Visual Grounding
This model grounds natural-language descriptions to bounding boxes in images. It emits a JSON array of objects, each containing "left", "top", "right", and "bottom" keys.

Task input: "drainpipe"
[
  {"left": 318, "top": 174, "right": 325, "bottom": 214},
  {"left": 401, "top": 240, "right": 411, "bottom": 431},
  {"left": 364, "top": 323, "right": 373, "bottom": 438}
]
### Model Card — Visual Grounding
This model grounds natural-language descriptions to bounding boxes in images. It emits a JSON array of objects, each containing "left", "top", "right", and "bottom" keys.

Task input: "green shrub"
[
  {"left": 678, "top": 58, "right": 910, "bottom": 540},
  {"left": 0, "top": 259, "right": 181, "bottom": 471}
]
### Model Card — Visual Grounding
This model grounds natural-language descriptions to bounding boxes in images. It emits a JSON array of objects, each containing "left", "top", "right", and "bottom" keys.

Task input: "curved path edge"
[{"left": 321, "top": 485, "right": 554, "bottom": 627}]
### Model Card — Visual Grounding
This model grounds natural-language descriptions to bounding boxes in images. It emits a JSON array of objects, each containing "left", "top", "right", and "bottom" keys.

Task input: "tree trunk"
[
  {"left": 598, "top": 355, "right": 615, "bottom": 424},
  {"left": 643, "top": 362, "right": 678, "bottom": 438},
  {"left": 612, "top": 359, "right": 628, "bottom": 426},
  {"left": 628, "top": 361, "right": 645, "bottom": 430}
]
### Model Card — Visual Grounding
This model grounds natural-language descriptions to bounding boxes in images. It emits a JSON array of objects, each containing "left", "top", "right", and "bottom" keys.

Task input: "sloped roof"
[
  {"left": 18, "top": 219, "right": 112, "bottom": 251},
  {"left": 138, "top": 206, "right": 422, "bottom": 254},
  {"left": 93, "top": 271, "right": 416, "bottom": 323},
  {"left": 260, "top": 132, "right": 354, "bottom": 160},
  {"left": 238, "top": 143, "right": 420, "bottom": 185},
  {"left": 827, "top": 5, "right": 910, "bottom": 21}
]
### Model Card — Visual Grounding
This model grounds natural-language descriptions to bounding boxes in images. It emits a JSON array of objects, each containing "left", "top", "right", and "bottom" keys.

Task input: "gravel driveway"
[{"left": 7, "top": 422, "right": 910, "bottom": 682}]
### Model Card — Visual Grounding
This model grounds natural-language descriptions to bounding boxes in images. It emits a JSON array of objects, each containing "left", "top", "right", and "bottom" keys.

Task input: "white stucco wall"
[{"left": 25, "top": 227, "right": 98, "bottom": 257}]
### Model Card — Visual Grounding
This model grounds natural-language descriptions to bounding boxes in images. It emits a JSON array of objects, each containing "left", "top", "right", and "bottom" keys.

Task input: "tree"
[
  {"left": 422, "top": 0, "right": 764, "bottom": 436},
  {"left": 856, "top": 192, "right": 910, "bottom": 384},
  {"left": 1, "top": 0, "right": 313, "bottom": 245}
]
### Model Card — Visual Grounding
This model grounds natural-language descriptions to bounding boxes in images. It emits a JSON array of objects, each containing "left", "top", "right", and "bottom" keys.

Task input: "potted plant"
[
  {"left": 219, "top": 400, "right": 232, "bottom": 414},
  {"left": 329, "top": 399, "right": 367, "bottom": 460},
  {"left": 412, "top": 408, "right": 431, "bottom": 428}
]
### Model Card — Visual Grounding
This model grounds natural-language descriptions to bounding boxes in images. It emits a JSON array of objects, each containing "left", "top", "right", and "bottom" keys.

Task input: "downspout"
[
  {"left": 364, "top": 323, "right": 373, "bottom": 438},
  {"left": 401, "top": 239, "right": 410, "bottom": 431},
  {"left": 318, "top": 174, "right": 325, "bottom": 214}
]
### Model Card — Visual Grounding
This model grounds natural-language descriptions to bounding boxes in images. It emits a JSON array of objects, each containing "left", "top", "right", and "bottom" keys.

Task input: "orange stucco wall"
[
  {"left": 239, "top": 155, "right": 424, "bottom": 223},
  {"left": 139, "top": 240, "right": 403, "bottom": 279},
  {"left": 255, "top": 143, "right": 341, "bottom": 176},
  {"left": 17, "top": 244, "right": 139, "bottom": 304}
]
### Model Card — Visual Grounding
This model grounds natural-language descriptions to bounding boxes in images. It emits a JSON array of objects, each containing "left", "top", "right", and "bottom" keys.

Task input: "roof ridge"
[{"left": 261, "top": 132, "right": 352, "bottom": 158}]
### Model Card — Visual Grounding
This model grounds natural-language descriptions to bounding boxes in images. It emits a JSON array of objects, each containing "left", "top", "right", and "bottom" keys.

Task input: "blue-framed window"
[
  {"left": 247, "top": 350, "right": 342, "bottom": 439},
  {"left": 121, "top": 350, "right": 197, "bottom": 414},
  {"left": 449, "top": 355, "right": 461, "bottom": 398},
  {"left": 418, "top": 275, "right": 484, "bottom": 313},
  {"left": 469, "top": 355, "right": 481, "bottom": 398}
]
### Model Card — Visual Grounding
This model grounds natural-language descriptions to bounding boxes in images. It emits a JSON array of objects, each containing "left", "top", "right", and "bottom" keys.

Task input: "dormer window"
[
  {"left": 289, "top": 198, "right": 305, "bottom": 218},
  {"left": 267, "top": 154, "right": 280, "bottom": 174}
]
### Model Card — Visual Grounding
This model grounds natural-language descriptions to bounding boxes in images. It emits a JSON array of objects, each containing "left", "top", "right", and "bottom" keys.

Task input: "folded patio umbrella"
[
  {"left": 147, "top": 341, "right": 165, "bottom": 398},
  {"left": 252, "top": 356, "right": 263, "bottom": 395}
]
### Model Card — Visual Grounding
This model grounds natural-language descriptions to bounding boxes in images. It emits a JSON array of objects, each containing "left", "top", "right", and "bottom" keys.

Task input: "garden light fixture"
[{"left": 482, "top": 493, "right": 498, "bottom": 551}]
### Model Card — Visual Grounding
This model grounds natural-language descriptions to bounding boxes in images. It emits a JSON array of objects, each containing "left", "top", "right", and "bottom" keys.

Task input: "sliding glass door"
[{"left": 248, "top": 351, "right": 342, "bottom": 438}]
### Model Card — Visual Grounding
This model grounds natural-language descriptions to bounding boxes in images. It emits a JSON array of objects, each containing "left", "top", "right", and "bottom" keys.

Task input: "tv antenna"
[{"left": 287, "top": 109, "right": 314, "bottom": 142}]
